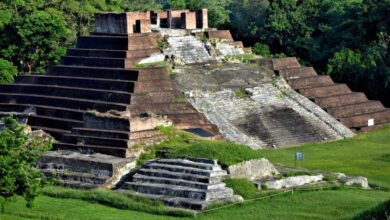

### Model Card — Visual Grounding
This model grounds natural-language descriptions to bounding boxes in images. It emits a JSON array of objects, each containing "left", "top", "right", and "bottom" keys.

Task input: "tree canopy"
[{"left": 0, "top": 116, "right": 53, "bottom": 212}]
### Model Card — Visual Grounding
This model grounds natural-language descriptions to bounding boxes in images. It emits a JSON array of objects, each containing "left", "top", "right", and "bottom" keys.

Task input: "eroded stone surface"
[
  {"left": 228, "top": 158, "right": 279, "bottom": 180},
  {"left": 256, "top": 175, "right": 324, "bottom": 190}
]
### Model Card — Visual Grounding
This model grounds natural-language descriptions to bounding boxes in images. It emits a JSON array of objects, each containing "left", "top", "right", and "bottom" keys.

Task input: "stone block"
[{"left": 227, "top": 158, "right": 279, "bottom": 180}]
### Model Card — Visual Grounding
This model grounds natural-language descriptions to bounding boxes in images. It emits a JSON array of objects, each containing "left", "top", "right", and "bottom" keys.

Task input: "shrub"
[
  {"left": 0, "top": 116, "right": 53, "bottom": 212},
  {"left": 252, "top": 43, "right": 271, "bottom": 57},
  {"left": 0, "top": 58, "right": 17, "bottom": 84}
]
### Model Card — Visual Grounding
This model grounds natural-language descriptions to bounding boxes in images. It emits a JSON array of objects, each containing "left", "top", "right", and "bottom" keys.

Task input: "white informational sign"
[{"left": 368, "top": 119, "right": 375, "bottom": 127}]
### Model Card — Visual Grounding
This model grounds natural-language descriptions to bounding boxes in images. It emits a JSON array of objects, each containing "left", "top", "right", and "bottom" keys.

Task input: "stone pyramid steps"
[
  {"left": 77, "top": 35, "right": 158, "bottom": 51},
  {"left": 314, "top": 92, "right": 368, "bottom": 108},
  {"left": 327, "top": 101, "right": 384, "bottom": 118},
  {"left": 39, "top": 150, "right": 136, "bottom": 188},
  {"left": 53, "top": 142, "right": 130, "bottom": 157},
  {"left": 15, "top": 75, "right": 135, "bottom": 92},
  {"left": 299, "top": 84, "right": 351, "bottom": 99},
  {"left": 121, "top": 158, "right": 242, "bottom": 210},
  {"left": 289, "top": 75, "right": 334, "bottom": 89},
  {"left": 67, "top": 48, "right": 160, "bottom": 59},
  {"left": 62, "top": 56, "right": 138, "bottom": 69},
  {"left": 265, "top": 57, "right": 390, "bottom": 131},
  {"left": 0, "top": 93, "right": 128, "bottom": 112},
  {"left": 50, "top": 65, "right": 140, "bottom": 81},
  {"left": 0, "top": 84, "right": 132, "bottom": 104},
  {"left": 28, "top": 115, "right": 84, "bottom": 131}
]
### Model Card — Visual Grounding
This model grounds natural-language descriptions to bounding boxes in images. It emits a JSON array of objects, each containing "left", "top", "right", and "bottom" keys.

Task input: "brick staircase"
[
  {"left": 119, "top": 158, "right": 243, "bottom": 210},
  {"left": 0, "top": 32, "right": 218, "bottom": 159},
  {"left": 260, "top": 57, "right": 390, "bottom": 131}
]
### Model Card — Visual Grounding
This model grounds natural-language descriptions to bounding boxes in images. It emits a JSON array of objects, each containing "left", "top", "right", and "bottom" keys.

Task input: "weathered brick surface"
[
  {"left": 289, "top": 75, "right": 334, "bottom": 89},
  {"left": 182, "top": 12, "right": 197, "bottom": 29},
  {"left": 327, "top": 101, "right": 385, "bottom": 118},
  {"left": 259, "top": 57, "right": 300, "bottom": 71},
  {"left": 299, "top": 84, "right": 351, "bottom": 99},
  {"left": 314, "top": 92, "right": 368, "bottom": 109},
  {"left": 278, "top": 67, "right": 317, "bottom": 80},
  {"left": 339, "top": 109, "right": 390, "bottom": 128},
  {"left": 207, "top": 30, "right": 234, "bottom": 42},
  {"left": 134, "top": 80, "right": 174, "bottom": 93}
]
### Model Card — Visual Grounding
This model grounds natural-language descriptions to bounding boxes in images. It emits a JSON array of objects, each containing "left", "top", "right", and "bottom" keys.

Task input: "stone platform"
[{"left": 119, "top": 158, "right": 243, "bottom": 210}]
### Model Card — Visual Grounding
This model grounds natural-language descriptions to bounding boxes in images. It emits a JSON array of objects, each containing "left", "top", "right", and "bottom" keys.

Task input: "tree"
[
  {"left": 0, "top": 116, "right": 53, "bottom": 212},
  {"left": 0, "top": 59, "right": 17, "bottom": 84},
  {"left": 167, "top": 0, "right": 186, "bottom": 9},
  {"left": 186, "top": 0, "right": 231, "bottom": 28}
]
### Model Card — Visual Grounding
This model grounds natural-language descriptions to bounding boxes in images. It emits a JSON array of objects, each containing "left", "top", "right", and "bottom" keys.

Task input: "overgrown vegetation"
[
  {"left": 42, "top": 187, "right": 193, "bottom": 217},
  {"left": 224, "top": 178, "right": 259, "bottom": 199},
  {"left": 225, "top": 54, "right": 259, "bottom": 63},
  {"left": 133, "top": 61, "right": 168, "bottom": 69},
  {"left": 0, "top": 116, "right": 53, "bottom": 212},
  {"left": 233, "top": 88, "right": 250, "bottom": 99},
  {"left": 139, "top": 126, "right": 263, "bottom": 167}
]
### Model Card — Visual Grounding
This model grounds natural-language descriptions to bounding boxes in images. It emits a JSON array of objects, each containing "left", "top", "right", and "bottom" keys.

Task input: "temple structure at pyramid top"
[{"left": 95, "top": 9, "right": 209, "bottom": 35}]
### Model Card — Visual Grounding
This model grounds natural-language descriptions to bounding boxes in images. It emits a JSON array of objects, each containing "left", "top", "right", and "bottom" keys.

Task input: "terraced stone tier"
[
  {"left": 62, "top": 56, "right": 138, "bottom": 69},
  {"left": 265, "top": 57, "right": 390, "bottom": 131},
  {"left": 66, "top": 48, "right": 160, "bottom": 59},
  {"left": 339, "top": 109, "right": 390, "bottom": 129},
  {"left": 278, "top": 67, "right": 317, "bottom": 80},
  {"left": 120, "top": 158, "right": 243, "bottom": 210},
  {"left": 327, "top": 101, "right": 385, "bottom": 118},
  {"left": 77, "top": 35, "right": 158, "bottom": 50},
  {"left": 314, "top": 92, "right": 368, "bottom": 109},
  {"left": 299, "top": 84, "right": 351, "bottom": 99},
  {"left": 15, "top": 75, "right": 135, "bottom": 92},
  {"left": 39, "top": 150, "right": 136, "bottom": 189},
  {"left": 289, "top": 75, "right": 334, "bottom": 90},
  {"left": 0, "top": 30, "right": 218, "bottom": 159}
]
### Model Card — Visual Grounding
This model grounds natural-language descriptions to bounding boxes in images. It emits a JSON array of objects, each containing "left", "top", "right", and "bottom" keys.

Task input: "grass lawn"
[
  {"left": 260, "top": 125, "right": 390, "bottom": 188},
  {"left": 1, "top": 189, "right": 389, "bottom": 220},
  {"left": 1, "top": 126, "right": 389, "bottom": 219}
]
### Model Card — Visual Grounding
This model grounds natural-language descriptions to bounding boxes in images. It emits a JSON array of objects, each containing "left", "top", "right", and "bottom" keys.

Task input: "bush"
[
  {"left": 252, "top": 43, "right": 271, "bottom": 57},
  {"left": 0, "top": 58, "right": 17, "bottom": 84},
  {"left": 224, "top": 178, "right": 258, "bottom": 199}
]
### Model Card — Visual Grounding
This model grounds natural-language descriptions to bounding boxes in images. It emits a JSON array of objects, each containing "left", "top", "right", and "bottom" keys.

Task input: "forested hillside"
[{"left": 0, "top": 0, "right": 389, "bottom": 106}]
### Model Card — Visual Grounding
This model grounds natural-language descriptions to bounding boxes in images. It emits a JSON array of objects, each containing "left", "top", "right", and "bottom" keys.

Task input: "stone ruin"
[
  {"left": 0, "top": 9, "right": 388, "bottom": 211},
  {"left": 95, "top": 9, "right": 209, "bottom": 35}
]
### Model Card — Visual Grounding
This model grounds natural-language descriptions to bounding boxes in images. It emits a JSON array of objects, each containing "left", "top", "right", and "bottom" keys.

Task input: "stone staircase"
[
  {"left": 120, "top": 158, "right": 243, "bottom": 210},
  {"left": 261, "top": 57, "right": 390, "bottom": 131},
  {"left": 166, "top": 35, "right": 216, "bottom": 64},
  {"left": 0, "top": 32, "right": 218, "bottom": 160}
]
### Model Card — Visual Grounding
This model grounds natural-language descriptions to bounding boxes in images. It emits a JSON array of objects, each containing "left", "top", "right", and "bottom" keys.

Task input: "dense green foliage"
[
  {"left": 0, "top": 59, "right": 17, "bottom": 84},
  {"left": 227, "top": 0, "right": 390, "bottom": 106},
  {"left": 0, "top": 116, "right": 52, "bottom": 212}
]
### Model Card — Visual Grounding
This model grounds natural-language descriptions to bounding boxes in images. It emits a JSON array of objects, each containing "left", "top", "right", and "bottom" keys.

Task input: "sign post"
[{"left": 295, "top": 152, "right": 304, "bottom": 167}]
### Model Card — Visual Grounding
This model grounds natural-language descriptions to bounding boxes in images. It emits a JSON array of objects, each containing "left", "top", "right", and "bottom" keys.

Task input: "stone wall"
[{"left": 228, "top": 158, "right": 279, "bottom": 179}]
